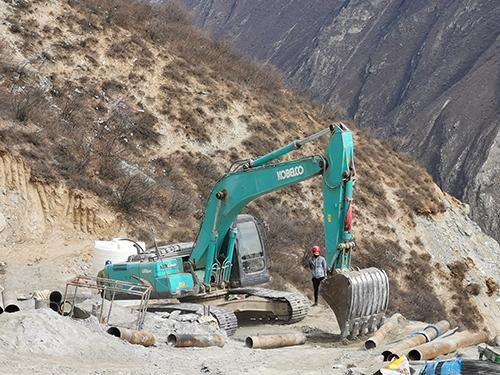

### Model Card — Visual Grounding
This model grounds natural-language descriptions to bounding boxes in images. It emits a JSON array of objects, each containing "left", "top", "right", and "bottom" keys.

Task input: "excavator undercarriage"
[{"left": 147, "top": 288, "right": 309, "bottom": 336}]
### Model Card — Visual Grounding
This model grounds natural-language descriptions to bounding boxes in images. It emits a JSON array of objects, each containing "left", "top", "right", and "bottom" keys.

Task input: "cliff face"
[{"left": 181, "top": 0, "right": 500, "bottom": 242}]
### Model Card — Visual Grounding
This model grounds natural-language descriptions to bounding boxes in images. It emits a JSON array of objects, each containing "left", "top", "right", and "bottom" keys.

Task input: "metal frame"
[{"left": 62, "top": 275, "right": 152, "bottom": 330}]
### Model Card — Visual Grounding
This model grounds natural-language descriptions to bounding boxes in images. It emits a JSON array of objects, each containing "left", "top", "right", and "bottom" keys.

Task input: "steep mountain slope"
[
  {"left": 181, "top": 0, "right": 500, "bottom": 244},
  {"left": 0, "top": 0, "right": 498, "bottom": 333}
]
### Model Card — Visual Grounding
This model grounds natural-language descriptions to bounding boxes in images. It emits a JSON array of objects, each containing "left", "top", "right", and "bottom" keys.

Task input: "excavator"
[{"left": 100, "top": 123, "right": 389, "bottom": 338}]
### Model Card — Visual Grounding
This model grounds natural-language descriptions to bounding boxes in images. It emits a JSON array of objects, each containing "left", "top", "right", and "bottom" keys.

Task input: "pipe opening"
[
  {"left": 381, "top": 351, "right": 392, "bottom": 361},
  {"left": 107, "top": 327, "right": 122, "bottom": 338},
  {"left": 408, "top": 349, "right": 421, "bottom": 361},
  {"left": 245, "top": 337, "right": 254, "bottom": 348},
  {"left": 49, "top": 302, "right": 60, "bottom": 312},
  {"left": 0, "top": 307, "right": 4, "bottom": 314},
  {"left": 365, "top": 340, "right": 376, "bottom": 350},
  {"left": 49, "top": 291, "right": 62, "bottom": 304},
  {"left": 167, "top": 334, "right": 177, "bottom": 346},
  {"left": 5, "top": 305, "right": 20, "bottom": 313},
  {"left": 387, "top": 353, "right": 399, "bottom": 362},
  {"left": 59, "top": 301, "right": 72, "bottom": 316}
]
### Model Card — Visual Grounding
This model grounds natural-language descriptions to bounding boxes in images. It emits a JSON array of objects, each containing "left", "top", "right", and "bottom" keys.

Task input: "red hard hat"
[{"left": 311, "top": 246, "right": 320, "bottom": 253}]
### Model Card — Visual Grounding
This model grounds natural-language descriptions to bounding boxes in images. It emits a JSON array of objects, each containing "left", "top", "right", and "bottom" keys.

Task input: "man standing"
[{"left": 309, "top": 245, "right": 327, "bottom": 306}]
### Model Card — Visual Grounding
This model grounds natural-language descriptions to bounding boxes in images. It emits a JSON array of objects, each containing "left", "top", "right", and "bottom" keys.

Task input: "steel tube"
[
  {"left": 365, "top": 313, "right": 405, "bottom": 349},
  {"left": 408, "top": 331, "right": 489, "bottom": 361},
  {"left": 107, "top": 327, "right": 156, "bottom": 347},
  {"left": 49, "top": 290, "right": 63, "bottom": 304},
  {"left": 250, "top": 142, "right": 298, "bottom": 168},
  {"left": 49, "top": 302, "right": 60, "bottom": 312},
  {"left": 2, "top": 290, "right": 20, "bottom": 313},
  {"left": 167, "top": 333, "right": 225, "bottom": 348},
  {"left": 245, "top": 333, "right": 306, "bottom": 349},
  {"left": 382, "top": 320, "right": 450, "bottom": 361},
  {"left": 59, "top": 301, "right": 73, "bottom": 316}
]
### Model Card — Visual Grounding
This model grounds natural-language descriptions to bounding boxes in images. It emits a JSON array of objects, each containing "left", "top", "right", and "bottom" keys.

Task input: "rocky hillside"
[
  {"left": 0, "top": 0, "right": 498, "bottom": 334},
  {"left": 181, "top": 0, "right": 500, "bottom": 245}
]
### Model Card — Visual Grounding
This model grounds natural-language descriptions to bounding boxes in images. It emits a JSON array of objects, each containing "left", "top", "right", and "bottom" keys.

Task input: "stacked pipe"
[
  {"left": 408, "top": 331, "right": 489, "bottom": 361},
  {"left": 49, "top": 290, "right": 63, "bottom": 312},
  {"left": 382, "top": 320, "right": 450, "bottom": 361},
  {"left": 365, "top": 313, "right": 405, "bottom": 350},
  {"left": 0, "top": 287, "right": 20, "bottom": 314}
]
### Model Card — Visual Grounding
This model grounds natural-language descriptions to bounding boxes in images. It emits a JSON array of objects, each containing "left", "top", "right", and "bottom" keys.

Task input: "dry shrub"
[
  {"left": 106, "top": 40, "right": 133, "bottom": 59},
  {"left": 162, "top": 62, "right": 190, "bottom": 85},
  {"left": 446, "top": 260, "right": 484, "bottom": 330},
  {"left": 465, "top": 283, "right": 481, "bottom": 296},
  {"left": 179, "top": 152, "right": 222, "bottom": 196},
  {"left": 210, "top": 97, "right": 229, "bottom": 113},
  {"left": 10, "top": 85, "right": 45, "bottom": 122},
  {"left": 112, "top": 174, "right": 156, "bottom": 214},
  {"left": 72, "top": 0, "right": 284, "bottom": 92},
  {"left": 242, "top": 134, "right": 277, "bottom": 156},
  {"left": 246, "top": 200, "right": 323, "bottom": 293},
  {"left": 485, "top": 277, "right": 498, "bottom": 297},
  {"left": 177, "top": 108, "right": 211, "bottom": 143},
  {"left": 447, "top": 260, "right": 468, "bottom": 280}
]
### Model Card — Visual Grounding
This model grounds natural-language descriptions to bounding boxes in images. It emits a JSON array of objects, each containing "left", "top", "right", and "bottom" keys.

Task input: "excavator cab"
[{"left": 229, "top": 215, "right": 271, "bottom": 288}]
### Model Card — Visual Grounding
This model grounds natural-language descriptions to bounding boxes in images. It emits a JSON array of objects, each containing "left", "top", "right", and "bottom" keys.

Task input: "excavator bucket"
[{"left": 321, "top": 267, "right": 389, "bottom": 339}]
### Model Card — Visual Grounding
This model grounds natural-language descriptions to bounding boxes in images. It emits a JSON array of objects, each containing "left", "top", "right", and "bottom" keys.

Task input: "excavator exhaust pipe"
[{"left": 322, "top": 267, "right": 389, "bottom": 339}]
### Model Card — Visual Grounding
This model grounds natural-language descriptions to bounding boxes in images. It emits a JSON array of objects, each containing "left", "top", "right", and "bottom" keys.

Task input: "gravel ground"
[{"left": 0, "top": 301, "right": 490, "bottom": 375}]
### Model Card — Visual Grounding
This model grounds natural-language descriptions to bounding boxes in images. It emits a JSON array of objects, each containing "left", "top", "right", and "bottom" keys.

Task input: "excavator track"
[
  {"left": 229, "top": 287, "right": 310, "bottom": 324},
  {"left": 147, "top": 303, "right": 238, "bottom": 336}
]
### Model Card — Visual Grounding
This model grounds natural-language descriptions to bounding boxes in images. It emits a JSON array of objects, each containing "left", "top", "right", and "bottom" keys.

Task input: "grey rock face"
[{"left": 181, "top": 0, "right": 500, "bottom": 241}]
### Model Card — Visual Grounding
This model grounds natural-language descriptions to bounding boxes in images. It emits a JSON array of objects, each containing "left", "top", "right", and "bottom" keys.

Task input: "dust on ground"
[{"left": 0, "top": 303, "right": 382, "bottom": 375}]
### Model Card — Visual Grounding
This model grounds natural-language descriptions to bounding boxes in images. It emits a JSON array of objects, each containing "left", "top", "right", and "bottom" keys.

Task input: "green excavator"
[{"left": 100, "top": 123, "right": 389, "bottom": 338}]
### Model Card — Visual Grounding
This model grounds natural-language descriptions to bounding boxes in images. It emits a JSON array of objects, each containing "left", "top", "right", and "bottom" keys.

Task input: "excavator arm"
[
  {"left": 188, "top": 123, "right": 388, "bottom": 338},
  {"left": 189, "top": 123, "right": 355, "bottom": 282},
  {"left": 189, "top": 154, "right": 325, "bottom": 283}
]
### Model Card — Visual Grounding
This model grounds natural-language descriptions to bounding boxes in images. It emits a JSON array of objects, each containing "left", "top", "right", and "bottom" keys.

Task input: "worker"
[{"left": 309, "top": 245, "right": 327, "bottom": 306}]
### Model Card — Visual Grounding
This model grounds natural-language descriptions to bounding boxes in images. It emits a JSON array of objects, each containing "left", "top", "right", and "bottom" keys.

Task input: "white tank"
[{"left": 92, "top": 238, "right": 145, "bottom": 274}]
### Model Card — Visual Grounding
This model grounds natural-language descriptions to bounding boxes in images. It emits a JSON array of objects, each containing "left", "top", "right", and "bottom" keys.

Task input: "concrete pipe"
[
  {"left": 365, "top": 313, "right": 405, "bottom": 350},
  {"left": 2, "top": 290, "right": 20, "bottom": 313},
  {"left": 59, "top": 301, "right": 73, "bottom": 316},
  {"left": 49, "top": 301, "right": 60, "bottom": 312},
  {"left": 107, "top": 327, "right": 156, "bottom": 347},
  {"left": 245, "top": 333, "right": 306, "bottom": 349},
  {"left": 408, "top": 331, "right": 489, "bottom": 361},
  {"left": 167, "top": 334, "right": 225, "bottom": 348},
  {"left": 49, "top": 290, "right": 63, "bottom": 305},
  {"left": 382, "top": 320, "right": 450, "bottom": 361}
]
